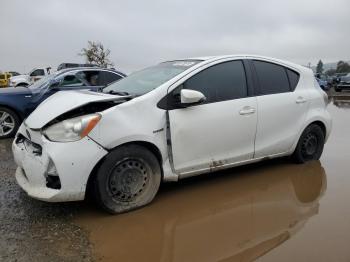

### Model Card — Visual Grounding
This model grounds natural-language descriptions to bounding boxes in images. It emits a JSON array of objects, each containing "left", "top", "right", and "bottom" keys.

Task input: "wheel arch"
[
  {"left": 0, "top": 104, "right": 23, "bottom": 121},
  {"left": 85, "top": 140, "right": 164, "bottom": 200}
]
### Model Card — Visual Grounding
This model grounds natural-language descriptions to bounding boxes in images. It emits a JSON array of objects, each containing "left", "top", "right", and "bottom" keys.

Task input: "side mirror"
[{"left": 180, "top": 89, "right": 206, "bottom": 106}]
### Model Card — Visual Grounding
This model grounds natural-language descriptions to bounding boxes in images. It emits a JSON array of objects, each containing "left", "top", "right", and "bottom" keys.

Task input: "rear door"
[
  {"left": 251, "top": 60, "right": 309, "bottom": 158},
  {"left": 168, "top": 60, "right": 258, "bottom": 175}
]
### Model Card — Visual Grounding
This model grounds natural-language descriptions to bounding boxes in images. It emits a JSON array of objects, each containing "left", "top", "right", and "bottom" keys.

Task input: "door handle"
[
  {"left": 296, "top": 97, "right": 307, "bottom": 104},
  {"left": 239, "top": 106, "right": 256, "bottom": 115}
]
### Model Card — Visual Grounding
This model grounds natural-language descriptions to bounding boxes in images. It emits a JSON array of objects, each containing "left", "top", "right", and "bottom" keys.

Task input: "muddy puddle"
[{"left": 74, "top": 96, "right": 350, "bottom": 262}]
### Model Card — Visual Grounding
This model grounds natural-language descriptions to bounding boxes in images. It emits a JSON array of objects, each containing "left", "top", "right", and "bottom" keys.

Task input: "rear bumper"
[{"left": 13, "top": 124, "right": 108, "bottom": 202}]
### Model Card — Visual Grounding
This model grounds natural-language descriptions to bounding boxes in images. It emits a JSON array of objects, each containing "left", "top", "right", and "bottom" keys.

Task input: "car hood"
[
  {"left": 10, "top": 74, "right": 29, "bottom": 81},
  {"left": 0, "top": 87, "right": 31, "bottom": 95},
  {"left": 25, "top": 90, "right": 125, "bottom": 129}
]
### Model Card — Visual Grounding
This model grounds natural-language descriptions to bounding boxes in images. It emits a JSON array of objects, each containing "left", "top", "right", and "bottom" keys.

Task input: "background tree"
[
  {"left": 336, "top": 61, "right": 350, "bottom": 73},
  {"left": 316, "top": 60, "right": 324, "bottom": 74},
  {"left": 325, "top": 68, "right": 336, "bottom": 76},
  {"left": 79, "top": 41, "right": 114, "bottom": 68}
]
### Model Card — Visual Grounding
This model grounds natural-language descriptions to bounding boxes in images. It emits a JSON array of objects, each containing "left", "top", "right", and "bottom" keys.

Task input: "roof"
[{"left": 170, "top": 54, "right": 308, "bottom": 72}]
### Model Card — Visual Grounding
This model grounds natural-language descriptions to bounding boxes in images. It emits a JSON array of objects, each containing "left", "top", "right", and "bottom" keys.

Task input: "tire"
[
  {"left": 292, "top": 124, "right": 325, "bottom": 164},
  {"left": 0, "top": 107, "right": 20, "bottom": 139},
  {"left": 93, "top": 144, "right": 161, "bottom": 214}
]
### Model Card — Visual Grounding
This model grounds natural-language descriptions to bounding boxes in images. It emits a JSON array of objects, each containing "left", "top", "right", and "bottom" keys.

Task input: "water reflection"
[{"left": 76, "top": 160, "right": 326, "bottom": 262}]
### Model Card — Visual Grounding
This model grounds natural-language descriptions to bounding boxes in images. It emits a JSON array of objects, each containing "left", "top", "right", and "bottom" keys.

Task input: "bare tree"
[{"left": 79, "top": 41, "right": 114, "bottom": 68}]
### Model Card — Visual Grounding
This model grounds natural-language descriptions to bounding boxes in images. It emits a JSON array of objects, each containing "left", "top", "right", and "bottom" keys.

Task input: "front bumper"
[{"left": 12, "top": 124, "right": 108, "bottom": 202}]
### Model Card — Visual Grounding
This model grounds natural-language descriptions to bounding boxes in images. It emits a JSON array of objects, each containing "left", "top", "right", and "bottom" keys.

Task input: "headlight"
[{"left": 43, "top": 114, "right": 101, "bottom": 142}]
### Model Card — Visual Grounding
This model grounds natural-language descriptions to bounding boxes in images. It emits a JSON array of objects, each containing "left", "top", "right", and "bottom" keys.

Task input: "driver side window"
[
  {"left": 159, "top": 60, "right": 248, "bottom": 109},
  {"left": 30, "top": 69, "right": 45, "bottom": 77},
  {"left": 59, "top": 75, "right": 84, "bottom": 87}
]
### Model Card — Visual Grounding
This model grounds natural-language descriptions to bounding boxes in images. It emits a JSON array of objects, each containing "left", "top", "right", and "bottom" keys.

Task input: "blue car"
[
  {"left": 0, "top": 67, "right": 125, "bottom": 138},
  {"left": 316, "top": 77, "right": 329, "bottom": 91}
]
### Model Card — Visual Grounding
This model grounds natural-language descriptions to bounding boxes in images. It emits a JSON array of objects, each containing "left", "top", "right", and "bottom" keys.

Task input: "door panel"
[
  {"left": 254, "top": 90, "right": 309, "bottom": 158},
  {"left": 169, "top": 97, "right": 257, "bottom": 174}
]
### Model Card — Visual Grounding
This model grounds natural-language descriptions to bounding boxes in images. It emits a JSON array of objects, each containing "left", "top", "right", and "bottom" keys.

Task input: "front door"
[{"left": 168, "top": 60, "right": 258, "bottom": 175}]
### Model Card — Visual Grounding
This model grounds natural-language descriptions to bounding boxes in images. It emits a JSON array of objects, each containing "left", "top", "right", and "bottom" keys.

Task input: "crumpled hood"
[{"left": 25, "top": 90, "right": 124, "bottom": 129}]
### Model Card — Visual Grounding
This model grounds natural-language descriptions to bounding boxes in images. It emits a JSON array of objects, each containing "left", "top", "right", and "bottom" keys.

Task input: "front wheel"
[
  {"left": 93, "top": 144, "right": 161, "bottom": 214},
  {"left": 0, "top": 107, "right": 20, "bottom": 139},
  {"left": 292, "top": 124, "right": 325, "bottom": 164}
]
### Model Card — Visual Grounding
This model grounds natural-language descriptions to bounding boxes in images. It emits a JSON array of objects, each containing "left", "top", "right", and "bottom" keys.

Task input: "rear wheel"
[
  {"left": 292, "top": 124, "right": 325, "bottom": 164},
  {"left": 0, "top": 107, "right": 20, "bottom": 139},
  {"left": 94, "top": 144, "right": 161, "bottom": 214}
]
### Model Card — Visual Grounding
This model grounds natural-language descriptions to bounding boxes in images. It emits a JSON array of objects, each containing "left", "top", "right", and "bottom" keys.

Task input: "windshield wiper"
[{"left": 107, "top": 90, "right": 130, "bottom": 96}]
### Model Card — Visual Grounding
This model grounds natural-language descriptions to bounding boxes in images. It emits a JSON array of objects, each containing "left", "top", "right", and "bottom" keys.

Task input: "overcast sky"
[{"left": 1, "top": 0, "right": 349, "bottom": 74}]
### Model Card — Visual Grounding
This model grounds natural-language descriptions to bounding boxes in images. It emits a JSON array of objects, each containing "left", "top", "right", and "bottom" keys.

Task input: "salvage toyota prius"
[{"left": 12, "top": 55, "right": 332, "bottom": 213}]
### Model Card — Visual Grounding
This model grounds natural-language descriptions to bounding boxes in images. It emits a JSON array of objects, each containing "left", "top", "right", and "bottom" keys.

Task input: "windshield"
[
  {"left": 28, "top": 74, "right": 55, "bottom": 90},
  {"left": 103, "top": 60, "right": 201, "bottom": 96}
]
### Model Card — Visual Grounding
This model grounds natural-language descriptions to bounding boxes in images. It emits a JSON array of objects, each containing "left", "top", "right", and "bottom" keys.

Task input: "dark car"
[
  {"left": 335, "top": 75, "right": 350, "bottom": 92},
  {"left": 57, "top": 63, "right": 99, "bottom": 71},
  {"left": 0, "top": 67, "right": 126, "bottom": 138}
]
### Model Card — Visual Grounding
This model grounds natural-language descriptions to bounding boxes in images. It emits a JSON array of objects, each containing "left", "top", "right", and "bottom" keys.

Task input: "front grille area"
[{"left": 16, "top": 133, "right": 42, "bottom": 156}]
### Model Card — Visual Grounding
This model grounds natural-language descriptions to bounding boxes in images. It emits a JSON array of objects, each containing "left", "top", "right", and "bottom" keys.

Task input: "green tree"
[
  {"left": 336, "top": 61, "right": 350, "bottom": 73},
  {"left": 316, "top": 60, "right": 324, "bottom": 74},
  {"left": 79, "top": 41, "right": 114, "bottom": 68}
]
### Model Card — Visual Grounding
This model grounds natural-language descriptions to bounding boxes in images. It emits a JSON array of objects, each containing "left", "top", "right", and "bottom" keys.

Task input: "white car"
[
  {"left": 9, "top": 67, "right": 51, "bottom": 87},
  {"left": 12, "top": 55, "right": 332, "bottom": 213}
]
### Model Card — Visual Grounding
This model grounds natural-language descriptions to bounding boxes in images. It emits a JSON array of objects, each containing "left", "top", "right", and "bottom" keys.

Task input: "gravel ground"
[{"left": 0, "top": 139, "right": 93, "bottom": 262}]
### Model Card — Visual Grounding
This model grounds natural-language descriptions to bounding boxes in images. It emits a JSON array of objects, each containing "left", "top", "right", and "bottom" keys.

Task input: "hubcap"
[
  {"left": 108, "top": 159, "right": 149, "bottom": 202},
  {"left": 0, "top": 111, "right": 15, "bottom": 136},
  {"left": 302, "top": 133, "right": 318, "bottom": 158}
]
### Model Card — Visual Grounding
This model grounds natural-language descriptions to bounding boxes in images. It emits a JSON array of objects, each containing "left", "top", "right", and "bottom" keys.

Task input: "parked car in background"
[
  {"left": 0, "top": 72, "right": 21, "bottom": 88},
  {"left": 316, "top": 77, "right": 329, "bottom": 91},
  {"left": 0, "top": 72, "right": 12, "bottom": 88},
  {"left": 335, "top": 75, "right": 350, "bottom": 92},
  {"left": 12, "top": 55, "right": 331, "bottom": 214},
  {"left": 9, "top": 71, "right": 20, "bottom": 77},
  {"left": 0, "top": 67, "right": 125, "bottom": 138},
  {"left": 9, "top": 67, "right": 52, "bottom": 87},
  {"left": 57, "top": 63, "right": 99, "bottom": 71}
]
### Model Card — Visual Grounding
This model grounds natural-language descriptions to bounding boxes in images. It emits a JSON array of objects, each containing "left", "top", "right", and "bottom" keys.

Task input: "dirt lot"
[{"left": 1, "top": 92, "right": 350, "bottom": 262}]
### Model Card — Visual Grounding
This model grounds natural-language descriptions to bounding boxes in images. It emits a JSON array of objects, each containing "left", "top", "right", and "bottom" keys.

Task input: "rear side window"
[
  {"left": 253, "top": 60, "right": 290, "bottom": 95},
  {"left": 286, "top": 69, "right": 300, "bottom": 91},
  {"left": 183, "top": 60, "right": 247, "bottom": 103}
]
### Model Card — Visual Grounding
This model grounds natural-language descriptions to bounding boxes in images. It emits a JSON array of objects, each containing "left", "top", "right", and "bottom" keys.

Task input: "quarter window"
[
  {"left": 182, "top": 60, "right": 247, "bottom": 103},
  {"left": 286, "top": 69, "right": 300, "bottom": 91},
  {"left": 253, "top": 60, "right": 290, "bottom": 95}
]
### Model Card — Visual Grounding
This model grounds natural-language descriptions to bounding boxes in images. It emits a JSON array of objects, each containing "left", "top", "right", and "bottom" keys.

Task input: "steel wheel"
[
  {"left": 0, "top": 111, "right": 16, "bottom": 137},
  {"left": 292, "top": 124, "right": 325, "bottom": 164},
  {"left": 301, "top": 133, "right": 318, "bottom": 160},
  {"left": 108, "top": 158, "right": 150, "bottom": 203},
  {"left": 94, "top": 144, "right": 161, "bottom": 214}
]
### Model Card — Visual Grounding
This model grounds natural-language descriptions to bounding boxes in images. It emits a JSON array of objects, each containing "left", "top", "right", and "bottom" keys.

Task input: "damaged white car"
[{"left": 12, "top": 55, "right": 332, "bottom": 213}]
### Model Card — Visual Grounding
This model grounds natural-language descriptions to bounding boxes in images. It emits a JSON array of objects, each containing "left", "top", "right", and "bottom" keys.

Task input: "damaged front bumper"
[{"left": 12, "top": 124, "right": 108, "bottom": 202}]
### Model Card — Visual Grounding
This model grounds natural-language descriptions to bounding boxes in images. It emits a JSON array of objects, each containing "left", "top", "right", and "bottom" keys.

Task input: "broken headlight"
[{"left": 43, "top": 114, "right": 101, "bottom": 142}]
